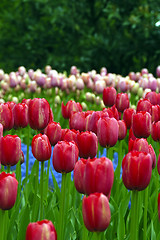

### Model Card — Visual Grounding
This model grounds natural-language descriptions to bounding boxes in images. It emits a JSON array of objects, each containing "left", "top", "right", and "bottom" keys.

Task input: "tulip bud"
[
  {"left": 151, "top": 121, "right": 160, "bottom": 142},
  {"left": 69, "top": 111, "right": 86, "bottom": 132},
  {"left": 123, "top": 108, "right": 136, "bottom": 129},
  {"left": 97, "top": 117, "right": 119, "bottom": 147},
  {"left": 0, "top": 103, "right": 14, "bottom": 130},
  {"left": 32, "top": 134, "right": 51, "bottom": 162},
  {"left": 122, "top": 151, "right": 152, "bottom": 191},
  {"left": 44, "top": 121, "right": 62, "bottom": 146},
  {"left": 52, "top": 141, "right": 79, "bottom": 173},
  {"left": 12, "top": 103, "right": 28, "bottom": 129},
  {"left": 132, "top": 111, "right": 151, "bottom": 138},
  {"left": 0, "top": 172, "right": 18, "bottom": 210},
  {"left": 74, "top": 158, "right": 87, "bottom": 194},
  {"left": 136, "top": 99, "right": 152, "bottom": 114},
  {"left": 82, "top": 193, "right": 111, "bottom": 232},
  {"left": 28, "top": 98, "right": 51, "bottom": 130},
  {"left": 77, "top": 131, "right": 98, "bottom": 159},
  {"left": 61, "top": 100, "right": 82, "bottom": 119},
  {"left": 83, "top": 157, "right": 114, "bottom": 196},
  {"left": 26, "top": 219, "right": 57, "bottom": 240},
  {"left": 115, "top": 93, "right": 130, "bottom": 112},
  {"left": 118, "top": 120, "right": 127, "bottom": 140},
  {"left": 0, "top": 135, "right": 21, "bottom": 166},
  {"left": 145, "top": 91, "right": 158, "bottom": 105},
  {"left": 103, "top": 87, "right": 117, "bottom": 107}
]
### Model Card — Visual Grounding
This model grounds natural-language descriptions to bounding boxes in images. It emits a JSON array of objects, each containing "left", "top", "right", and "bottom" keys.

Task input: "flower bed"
[{"left": 0, "top": 65, "right": 160, "bottom": 239}]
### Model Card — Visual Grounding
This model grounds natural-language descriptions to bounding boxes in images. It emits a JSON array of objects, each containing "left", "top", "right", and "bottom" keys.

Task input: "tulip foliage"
[{"left": 0, "top": 65, "right": 160, "bottom": 240}]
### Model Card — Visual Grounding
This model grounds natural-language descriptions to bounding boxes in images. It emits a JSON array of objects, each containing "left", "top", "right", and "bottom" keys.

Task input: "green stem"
[
  {"left": 130, "top": 190, "right": 139, "bottom": 240},
  {"left": 45, "top": 158, "right": 50, "bottom": 201},
  {"left": 58, "top": 173, "right": 67, "bottom": 240},
  {"left": 0, "top": 210, "right": 8, "bottom": 240},
  {"left": 143, "top": 187, "right": 148, "bottom": 240},
  {"left": 92, "top": 232, "right": 101, "bottom": 240},
  {"left": 16, "top": 160, "right": 21, "bottom": 204},
  {"left": 26, "top": 125, "right": 30, "bottom": 181},
  {"left": 40, "top": 161, "right": 44, "bottom": 220},
  {"left": 7, "top": 165, "right": 10, "bottom": 173},
  {"left": 82, "top": 224, "right": 88, "bottom": 240},
  {"left": 32, "top": 160, "right": 39, "bottom": 221},
  {"left": 117, "top": 140, "right": 123, "bottom": 180}
]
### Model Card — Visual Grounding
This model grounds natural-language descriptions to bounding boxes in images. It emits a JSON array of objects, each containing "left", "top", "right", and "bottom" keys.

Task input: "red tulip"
[
  {"left": 0, "top": 103, "right": 14, "bottom": 130},
  {"left": 0, "top": 172, "right": 18, "bottom": 210},
  {"left": 128, "top": 138, "right": 149, "bottom": 153},
  {"left": 61, "top": 129, "right": 79, "bottom": 144},
  {"left": 21, "top": 98, "right": 31, "bottom": 106},
  {"left": 132, "top": 111, "right": 151, "bottom": 138},
  {"left": 77, "top": 131, "right": 98, "bottom": 159},
  {"left": 136, "top": 99, "right": 152, "bottom": 114},
  {"left": 151, "top": 105, "right": 160, "bottom": 122},
  {"left": 61, "top": 100, "right": 82, "bottom": 119},
  {"left": 83, "top": 157, "right": 114, "bottom": 196},
  {"left": 122, "top": 151, "right": 152, "bottom": 191},
  {"left": 26, "top": 219, "right": 57, "bottom": 240},
  {"left": 0, "top": 135, "right": 21, "bottom": 166},
  {"left": 118, "top": 120, "right": 127, "bottom": 140},
  {"left": 115, "top": 93, "right": 130, "bottom": 112},
  {"left": 82, "top": 193, "right": 111, "bottom": 232},
  {"left": 52, "top": 141, "right": 79, "bottom": 173},
  {"left": 103, "top": 87, "right": 117, "bottom": 107},
  {"left": 103, "top": 105, "right": 119, "bottom": 120},
  {"left": 145, "top": 91, "right": 158, "bottom": 105},
  {"left": 97, "top": 117, "right": 119, "bottom": 147},
  {"left": 28, "top": 98, "right": 51, "bottom": 130},
  {"left": 44, "top": 121, "right": 62, "bottom": 146},
  {"left": 85, "top": 111, "right": 109, "bottom": 134},
  {"left": 12, "top": 103, "right": 28, "bottom": 129},
  {"left": 32, "top": 134, "right": 51, "bottom": 161},
  {"left": 74, "top": 158, "right": 87, "bottom": 194},
  {"left": 69, "top": 111, "right": 86, "bottom": 132},
  {"left": 151, "top": 121, "right": 160, "bottom": 142},
  {"left": 123, "top": 108, "right": 136, "bottom": 129}
]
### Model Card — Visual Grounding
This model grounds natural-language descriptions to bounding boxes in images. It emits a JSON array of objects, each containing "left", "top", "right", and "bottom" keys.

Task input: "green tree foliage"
[{"left": 0, "top": 0, "right": 160, "bottom": 75}]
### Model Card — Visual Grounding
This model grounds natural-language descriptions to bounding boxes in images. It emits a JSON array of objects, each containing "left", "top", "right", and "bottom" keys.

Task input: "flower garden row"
[{"left": 1, "top": 65, "right": 160, "bottom": 239}]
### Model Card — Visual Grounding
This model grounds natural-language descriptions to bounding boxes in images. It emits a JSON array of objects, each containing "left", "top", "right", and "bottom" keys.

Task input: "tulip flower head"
[
  {"left": 61, "top": 100, "right": 82, "bottom": 119},
  {"left": 0, "top": 135, "right": 21, "bottom": 166},
  {"left": 0, "top": 172, "right": 18, "bottom": 210},
  {"left": 74, "top": 158, "right": 87, "bottom": 194},
  {"left": 115, "top": 93, "right": 130, "bottom": 112},
  {"left": 122, "top": 151, "right": 152, "bottom": 191},
  {"left": 32, "top": 134, "right": 52, "bottom": 162},
  {"left": 28, "top": 98, "right": 51, "bottom": 130},
  {"left": 52, "top": 141, "right": 79, "bottom": 173},
  {"left": 12, "top": 103, "right": 28, "bottom": 129},
  {"left": 132, "top": 111, "right": 151, "bottom": 138},
  {"left": 103, "top": 87, "right": 117, "bottom": 107},
  {"left": 83, "top": 157, "right": 114, "bottom": 197},
  {"left": 44, "top": 121, "right": 62, "bottom": 146},
  {"left": 82, "top": 193, "right": 111, "bottom": 232},
  {"left": 97, "top": 117, "right": 119, "bottom": 147},
  {"left": 77, "top": 131, "right": 98, "bottom": 159},
  {"left": 26, "top": 219, "right": 57, "bottom": 240}
]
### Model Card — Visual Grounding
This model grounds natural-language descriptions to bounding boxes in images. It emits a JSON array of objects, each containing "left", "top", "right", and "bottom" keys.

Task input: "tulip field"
[{"left": 1, "top": 65, "right": 160, "bottom": 240}]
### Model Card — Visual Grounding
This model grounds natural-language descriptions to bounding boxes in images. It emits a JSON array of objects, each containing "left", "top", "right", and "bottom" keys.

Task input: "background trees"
[{"left": 0, "top": 0, "right": 160, "bottom": 75}]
